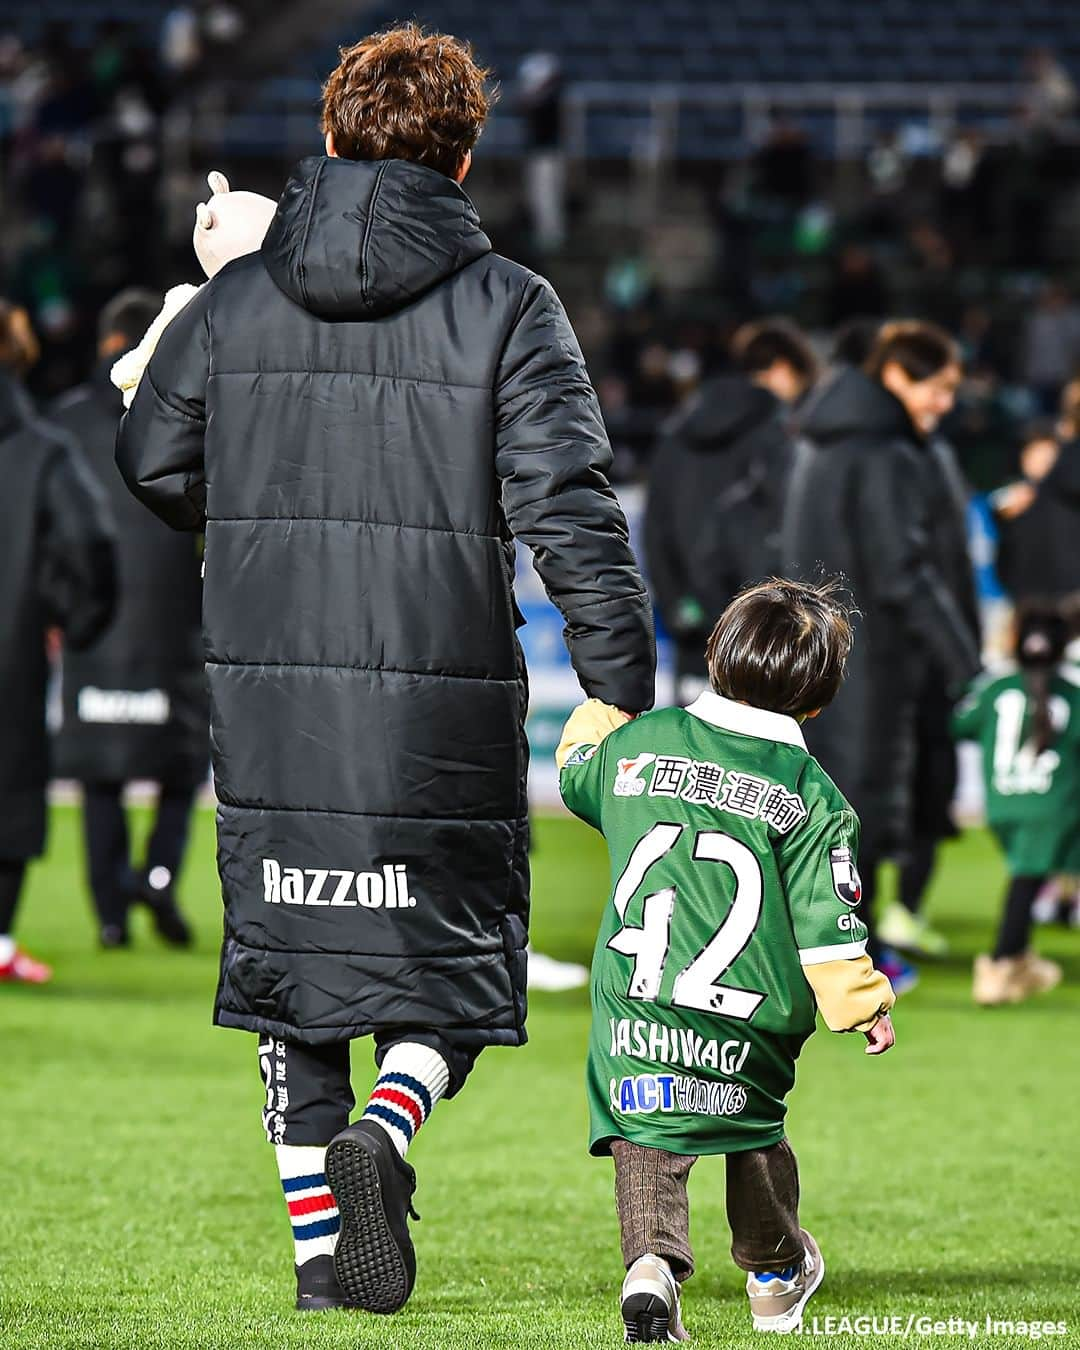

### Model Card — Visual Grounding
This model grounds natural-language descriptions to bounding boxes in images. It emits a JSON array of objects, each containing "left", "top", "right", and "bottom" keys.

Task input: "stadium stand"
[{"left": 221, "top": 0, "right": 1080, "bottom": 158}]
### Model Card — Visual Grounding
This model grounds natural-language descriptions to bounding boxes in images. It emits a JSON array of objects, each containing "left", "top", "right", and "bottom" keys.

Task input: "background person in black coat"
[
  {"left": 645, "top": 318, "right": 818, "bottom": 700},
  {"left": 51, "top": 291, "right": 209, "bottom": 949},
  {"left": 994, "top": 388, "right": 1080, "bottom": 602},
  {"left": 116, "top": 25, "right": 655, "bottom": 1314},
  {"left": 783, "top": 322, "right": 981, "bottom": 973},
  {"left": 0, "top": 302, "right": 116, "bottom": 983},
  {"left": 991, "top": 423, "right": 1069, "bottom": 601},
  {"left": 878, "top": 411, "right": 981, "bottom": 959},
  {"left": 825, "top": 316, "right": 981, "bottom": 958}
]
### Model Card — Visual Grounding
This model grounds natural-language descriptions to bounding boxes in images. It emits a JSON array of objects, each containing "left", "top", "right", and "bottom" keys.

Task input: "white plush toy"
[{"left": 111, "top": 171, "right": 277, "bottom": 407}]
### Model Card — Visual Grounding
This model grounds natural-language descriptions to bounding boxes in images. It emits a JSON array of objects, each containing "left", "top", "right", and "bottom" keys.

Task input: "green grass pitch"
[{"left": 2, "top": 807, "right": 1079, "bottom": 1349}]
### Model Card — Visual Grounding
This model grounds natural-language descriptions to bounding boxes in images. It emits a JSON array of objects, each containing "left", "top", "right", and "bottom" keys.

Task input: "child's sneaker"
[
  {"left": 746, "top": 1229, "right": 824, "bottom": 1334},
  {"left": 878, "top": 902, "right": 948, "bottom": 958},
  {"left": 974, "top": 952, "right": 1062, "bottom": 1005},
  {"left": 972, "top": 954, "right": 1020, "bottom": 1006},
  {"left": 295, "top": 1253, "right": 346, "bottom": 1311},
  {"left": 1012, "top": 951, "right": 1063, "bottom": 997},
  {"left": 620, "top": 1253, "right": 688, "bottom": 1342}
]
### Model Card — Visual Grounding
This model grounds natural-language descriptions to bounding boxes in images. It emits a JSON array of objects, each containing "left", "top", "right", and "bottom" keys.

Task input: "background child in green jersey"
[
  {"left": 952, "top": 599, "right": 1077, "bottom": 1006},
  {"left": 557, "top": 579, "right": 895, "bottom": 1341}
]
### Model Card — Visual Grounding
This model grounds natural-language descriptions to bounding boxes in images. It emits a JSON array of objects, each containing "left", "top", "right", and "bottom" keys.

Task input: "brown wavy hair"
[{"left": 321, "top": 23, "right": 495, "bottom": 180}]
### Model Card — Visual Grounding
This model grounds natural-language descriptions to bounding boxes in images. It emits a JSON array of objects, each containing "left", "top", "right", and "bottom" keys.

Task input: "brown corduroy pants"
[{"left": 610, "top": 1137, "right": 804, "bottom": 1281}]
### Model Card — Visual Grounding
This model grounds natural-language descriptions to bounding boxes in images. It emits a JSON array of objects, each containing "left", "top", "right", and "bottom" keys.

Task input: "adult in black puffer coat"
[
  {"left": 782, "top": 324, "right": 981, "bottom": 936},
  {"left": 0, "top": 334, "right": 116, "bottom": 980},
  {"left": 52, "top": 291, "right": 209, "bottom": 948},
  {"left": 645, "top": 319, "right": 817, "bottom": 697},
  {"left": 118, "top": 30, "right": 655, "bottom": 1315},
  {"left": 117, "top": 152, "right": 655, "bottom": 1056}
]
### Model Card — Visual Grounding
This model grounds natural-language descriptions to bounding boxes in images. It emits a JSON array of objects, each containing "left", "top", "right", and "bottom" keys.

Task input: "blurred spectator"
[
  {"left": 991, "top": 420, "right": 1070, "bottom": 601},
  {"left": 51, "top": 290, "right": 207, "bottom": 950},
  {"left": 881, "top": 364, "right": 980, "bottom": 961},
  {"left": 602, "top": 308, "right": 683, "bottom": 474},
  {"left": 518, "top": 52, "right": 565, "bottom": 254},
  {"left": 940, "top": 129, "right": 996, "bottom": 263},
  {"left": 161, "top": 1, "right": 244, "bottom": 78},
  {"left": 1021, "top": 47, "right": 1077, "bottom": 132},
  {"left": 753, "top": 112, "right": 814, "bottom": 208},
  {"left": 0, "top": 300, "right": 116, "bottom": 982},
  {"left": 829, "top": 317, "right": 881, "bottom": 368},
  {"left": 646, "top": 318, "right": 817, "bottom": 699},
  {"left": 863, "top": 131, "right": 910, "bottom": 241},
  {"left": 826, "top": 244, "right": 890, "bottom": 326},
  {"left": 1020, "top": 283, "right": 1080, "bottom": 414},
  {"left": 161, "top": 6, "right": 202, "bottom": 75},
  {"left": 784, "top": 321, "right": 980, "bottom": 971}
]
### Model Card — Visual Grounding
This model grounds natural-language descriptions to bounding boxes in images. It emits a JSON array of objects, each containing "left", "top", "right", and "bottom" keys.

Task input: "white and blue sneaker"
[{"left": 746, "top": 1229, "right": 824, "bottom": 1333}]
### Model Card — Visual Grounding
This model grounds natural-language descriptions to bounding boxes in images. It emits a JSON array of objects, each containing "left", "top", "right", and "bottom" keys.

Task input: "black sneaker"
[
  {"left": 325, "top": 1119, "right": 418, "bottom": 1314},
  {"left": 99, "top": 924, "right": 130, "bottom": 949},
  {"left": 134, "top": 869, "right": 193, "bottom": 947},
  {"left": 295, "top": 1254, "right": 346, "bottom": 1311}
]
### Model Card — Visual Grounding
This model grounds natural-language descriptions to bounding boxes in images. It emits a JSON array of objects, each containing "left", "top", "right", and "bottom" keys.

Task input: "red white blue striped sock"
[
  {"left": 274, "top": 1144, "right": 340, "bottom": 1265},
  {"left": 361, "top": 1043, "right": 450, "bottom": 1158}
]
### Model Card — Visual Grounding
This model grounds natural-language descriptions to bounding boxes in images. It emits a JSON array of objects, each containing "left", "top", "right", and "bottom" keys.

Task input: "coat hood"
[
  {"left": 262, "top": 156, "right": 492, "bottom": 319},
  {"left": 798, "top": 366, "right": 914, "bottom": 447},
  {"left": 668, "top": 374, "right": 780, "bottom": 451}
]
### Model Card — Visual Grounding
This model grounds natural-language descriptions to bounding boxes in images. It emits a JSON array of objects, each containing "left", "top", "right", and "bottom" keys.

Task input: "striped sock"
[
  {"left": 275, "top": 1144, "right": 340, "bottom": 1265},
  {"left": 361, "top": 1043, "right": 450, "bottom": 1158}
]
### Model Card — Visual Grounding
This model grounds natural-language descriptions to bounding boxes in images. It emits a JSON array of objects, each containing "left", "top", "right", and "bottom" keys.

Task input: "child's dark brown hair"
[{"left": 705, "top": 577, "right": 854, "bottom": 717}]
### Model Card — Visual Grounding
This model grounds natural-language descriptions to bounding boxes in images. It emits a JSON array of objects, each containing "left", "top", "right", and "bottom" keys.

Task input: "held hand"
[{"left": 864, "top": 1013, "right": 895, "bottom": 1055}]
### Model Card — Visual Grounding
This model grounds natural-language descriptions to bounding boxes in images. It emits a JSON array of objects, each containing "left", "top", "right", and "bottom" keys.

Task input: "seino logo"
[{"left": 262, "top": 859, "right": 417, "bottom": 909}]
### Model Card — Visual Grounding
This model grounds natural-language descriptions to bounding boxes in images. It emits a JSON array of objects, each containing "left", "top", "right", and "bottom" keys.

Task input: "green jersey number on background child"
[{"left": 557, "top": 579, "right": 895, "bottom": 1340}]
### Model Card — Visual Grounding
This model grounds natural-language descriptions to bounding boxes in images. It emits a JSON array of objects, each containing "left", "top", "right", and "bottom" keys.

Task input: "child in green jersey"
[
  {"left": 557, "top": 579, "right": 895, "bottom": 1340},
  {"left": 952, "top": 600, "right": 1075, "bottom": 1007}
]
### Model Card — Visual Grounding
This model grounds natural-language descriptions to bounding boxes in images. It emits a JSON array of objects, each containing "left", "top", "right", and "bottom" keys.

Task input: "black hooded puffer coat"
[
  {"left": 51, "top": 365, "right": 208, "bottom": 789},
  {"left": 645, "top": 374, "right": 791, "bottom": 684},
  {"left": 0, "top": 376, "right": 116, "bottom": 859},
  {"left": 116, "top": 156, "right": 655, "bottom": 1047},
  {"left": 781, "top": 367, "right": 980, "bottom": 859}
]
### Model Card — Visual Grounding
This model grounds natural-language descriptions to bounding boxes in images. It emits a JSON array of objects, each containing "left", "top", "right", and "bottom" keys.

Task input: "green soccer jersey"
[
  {"left": 952, "top": 663, "right": 1080, "bottom": 875},
  {"left": 560, "top": 691, "right": 867, "bottom": 1157}
]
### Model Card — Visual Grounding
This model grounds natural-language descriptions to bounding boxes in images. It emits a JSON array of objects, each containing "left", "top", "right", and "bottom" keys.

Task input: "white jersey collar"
[{"left": 684, "top": 690, "right": 807, "bottom": 750}]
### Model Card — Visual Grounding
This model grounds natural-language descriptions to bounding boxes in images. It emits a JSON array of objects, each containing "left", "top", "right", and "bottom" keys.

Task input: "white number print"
[
  {"left": 992, "top": 687, "right": 1068, "bottom": 796},
  {"left": 606, "top": 824, "right": 766, "bottom": 1020}
]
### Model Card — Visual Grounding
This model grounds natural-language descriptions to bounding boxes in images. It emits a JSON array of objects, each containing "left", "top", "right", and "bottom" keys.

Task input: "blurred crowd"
[{"left": 0, "top": 5, "right": 245, "bottom": 397}]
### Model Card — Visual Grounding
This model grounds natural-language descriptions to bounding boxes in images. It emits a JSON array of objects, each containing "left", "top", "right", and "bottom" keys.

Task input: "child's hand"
[
  {"left": 555, "top": 699, "right": 631, "bottom": 770},
  {"left": 864, "top": 1013, "right": 895, "bottom": 1055}
]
